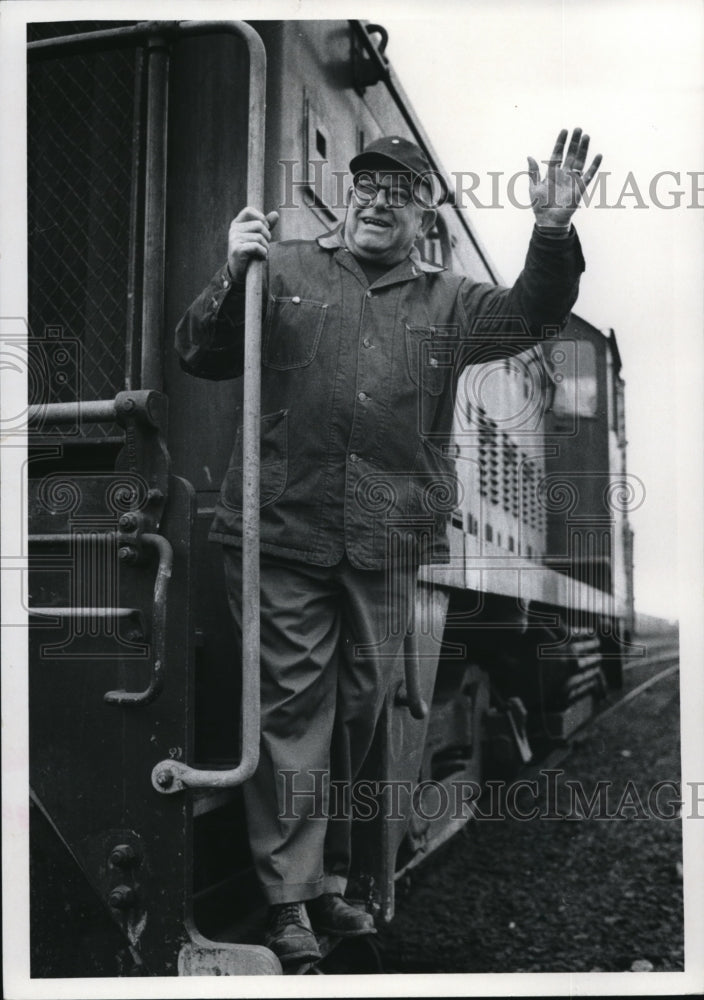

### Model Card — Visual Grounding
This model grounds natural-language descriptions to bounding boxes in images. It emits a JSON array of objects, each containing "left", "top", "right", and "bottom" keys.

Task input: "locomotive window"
[
  {"left": 550, "top": 340, "right": 598, "bottom": 419},
  {"left": 302, "top": 93, "right": 338, "bottom": 221}
]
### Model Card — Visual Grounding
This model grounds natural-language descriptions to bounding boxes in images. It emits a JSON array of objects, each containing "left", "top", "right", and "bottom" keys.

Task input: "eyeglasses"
[{"left": 352, "top": 173, "right": 432, "bottom": 209}]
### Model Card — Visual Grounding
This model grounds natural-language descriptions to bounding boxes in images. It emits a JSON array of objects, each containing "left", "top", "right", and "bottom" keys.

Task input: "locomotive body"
[{"left": 25, "top": 19, "right": 634, "bottom": 976}]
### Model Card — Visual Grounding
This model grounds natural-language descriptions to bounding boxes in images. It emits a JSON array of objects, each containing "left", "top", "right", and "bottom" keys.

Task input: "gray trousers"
[{"left": 222, "top": 547, "right": 418, "bottom": 904}]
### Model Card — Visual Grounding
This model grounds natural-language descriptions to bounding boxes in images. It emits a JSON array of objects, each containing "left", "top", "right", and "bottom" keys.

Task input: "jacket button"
[
  {"left": 350, "top": 453, "right": 359, "bottom": 462},
  {"left": 366, "top": 290, "right": 373, "bottom": 299},
  {"left": 430, "top": 357, "right": 439, "bottom": 367},
  {"left": 363, "top": 338, "right": 372, "bottom": 349},
  {"left": 291, "top": 295, "right": 301, "bottom": 304},
  {"left": 358, "top": 391, "right": 368, "bottom": 401}
]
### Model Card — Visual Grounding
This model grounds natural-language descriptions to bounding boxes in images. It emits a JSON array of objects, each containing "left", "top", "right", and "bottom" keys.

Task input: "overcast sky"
[{"left": 384, "top": 0, "right": 703, "bottom": 620}]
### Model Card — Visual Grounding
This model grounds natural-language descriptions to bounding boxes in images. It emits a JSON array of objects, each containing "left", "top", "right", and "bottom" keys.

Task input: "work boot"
[
  {"left": 307, "top": 893, "right": 376, "bottom": 937},
  {"left": 263, "top": 902, "right": 321, "bottom": 965}
]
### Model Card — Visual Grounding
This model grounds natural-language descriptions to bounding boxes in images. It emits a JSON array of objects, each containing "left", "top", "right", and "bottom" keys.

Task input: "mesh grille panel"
[{"left": 27, "top": 40, "right": 140, "bottom": 431}]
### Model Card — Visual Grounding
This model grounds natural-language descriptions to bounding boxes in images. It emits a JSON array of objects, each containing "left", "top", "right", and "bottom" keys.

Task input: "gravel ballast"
[{"left": 376, "top": 667, "right": 683, "bottom": 974}]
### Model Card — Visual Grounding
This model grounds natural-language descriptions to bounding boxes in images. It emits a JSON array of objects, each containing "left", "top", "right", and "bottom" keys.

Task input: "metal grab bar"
[
  {"left": 152, "top": 19, "right": 266, "bottom": 794},
  {"left": 396, "top": 632, "right": 429, "bottom": 721},
  {"left": 27, "top": 399, "right": 118, "bottom": 424},
  {"left": 27, "top": 390, "right": 164, "bottom": 427},
  {"left": 28, "top": 530, "right": 172, "bottom": 705},
  {"left": 104, "top": 533, "right": 173, "bottom": 705}
]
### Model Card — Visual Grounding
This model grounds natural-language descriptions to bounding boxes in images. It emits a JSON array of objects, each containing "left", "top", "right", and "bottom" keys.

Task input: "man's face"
[{"left": 343, "top": 171, "right": 436, "bottom": 266}]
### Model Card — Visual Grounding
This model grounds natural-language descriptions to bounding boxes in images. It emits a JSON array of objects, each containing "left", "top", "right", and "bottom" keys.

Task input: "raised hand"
[
  {"left": 527, "top": 128, "right": 602, "bottom": 227},
  {"left": 227, "top": 207, "right": 280, "bottom": 282}
]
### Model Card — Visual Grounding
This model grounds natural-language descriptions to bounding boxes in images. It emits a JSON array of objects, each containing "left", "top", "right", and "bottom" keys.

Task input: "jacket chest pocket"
[
  {"left": 263, "top": 296, "right": 328, "bottom": 370},
  {"left": 405, "top": 326, "right": 449, "bottom": 396}
]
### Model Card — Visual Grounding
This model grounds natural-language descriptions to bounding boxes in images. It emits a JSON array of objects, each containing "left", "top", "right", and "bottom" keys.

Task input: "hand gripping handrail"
[{"left": 151, "top": 20, "right": 266, "bottom": 794}]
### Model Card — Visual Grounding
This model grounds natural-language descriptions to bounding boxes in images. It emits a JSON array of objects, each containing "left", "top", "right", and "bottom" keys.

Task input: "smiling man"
[
  {"left": 343, "top": 141, "right": 438, "bottom": 267},
  {"left": 176, "top": 130, "right": 601, "bottom": 967}
]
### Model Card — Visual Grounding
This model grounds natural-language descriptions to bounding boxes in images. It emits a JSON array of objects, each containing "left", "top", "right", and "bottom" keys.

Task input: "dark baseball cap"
[{"left": 349, "top": 136, "right": 448, "bottom": 205}]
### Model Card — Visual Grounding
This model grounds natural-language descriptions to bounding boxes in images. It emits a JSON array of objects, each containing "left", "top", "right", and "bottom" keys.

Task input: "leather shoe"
[
  {"left": 263, "top": 902, "right": 321, "bottom": 965},
  {"left": 307, "top": 893, "right": 376, "bottom": 937}
]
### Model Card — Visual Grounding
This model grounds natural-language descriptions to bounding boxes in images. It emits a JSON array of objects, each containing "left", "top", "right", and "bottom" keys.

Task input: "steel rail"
[
  {"left": 623, "top": 645, "right": 679, "bottom": 673},
  {"left": 522, "top": 656, "right": 680, "bottom": 782},
  {"left": 596, "top": 662, "right": 679, "bottom": 722},
  {"left": 30, "top": 607, "right": 136, "bottom": 618}
]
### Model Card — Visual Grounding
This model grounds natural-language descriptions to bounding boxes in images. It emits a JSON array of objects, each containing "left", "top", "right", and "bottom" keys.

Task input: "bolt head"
[
  {"left": 156, "top": 769, "right": 173, "bottom": 788},
  {"left": 109, "top": 844, "right": 136, "bottom": 868},
  {"left": 109, "top": 885, "right": 136, "bottom": 909}
]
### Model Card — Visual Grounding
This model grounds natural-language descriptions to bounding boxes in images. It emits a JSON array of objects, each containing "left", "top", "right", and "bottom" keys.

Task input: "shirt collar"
[{"left": 316, "top": 223, "right": 445, "bottom": 274}]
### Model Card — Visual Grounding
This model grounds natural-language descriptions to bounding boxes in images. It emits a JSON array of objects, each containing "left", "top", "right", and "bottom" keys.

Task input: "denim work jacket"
[{"left": 175, "top": 225, "right": 585, "bottom": 569}]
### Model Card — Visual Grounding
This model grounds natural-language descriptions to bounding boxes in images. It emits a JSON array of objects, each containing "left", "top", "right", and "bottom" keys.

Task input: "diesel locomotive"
[{"left": 24, "top": 18, "right": 635, "bottom": 976}]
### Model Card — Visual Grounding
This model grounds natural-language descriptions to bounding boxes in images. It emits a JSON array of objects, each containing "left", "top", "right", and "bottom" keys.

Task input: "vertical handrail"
[
  {"left": 140, "top": 35, "right": 169, "bottom": 393},
  {"left": 152, "top": 19, "right": 266, "bottom": 793}
]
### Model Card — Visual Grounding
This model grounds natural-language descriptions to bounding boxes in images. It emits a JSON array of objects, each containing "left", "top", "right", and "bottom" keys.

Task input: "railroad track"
[
  {"left": 610, "top": 638, "right": 679, "bottom": 711},
  {"left": 525, "top": 636, "right": 679, "bottom": 779},
  {"left": 623, "top": 635, "right": 679, "bottom": 673}
]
